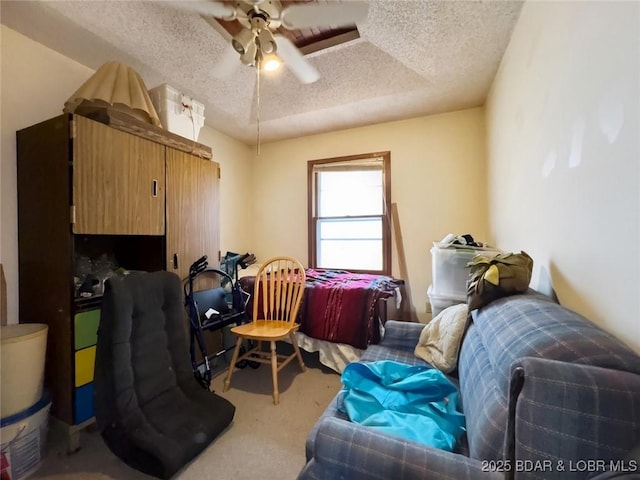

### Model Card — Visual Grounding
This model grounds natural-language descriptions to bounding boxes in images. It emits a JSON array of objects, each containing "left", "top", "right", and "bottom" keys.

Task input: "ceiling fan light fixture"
[
  {"left": 262, "top": 53, "right": 282, "bottom": 72},
  {"left": 240, "top": 41, "right": 258, "bottom": 65},
  {"left": 257, "top": 28, "right": 277, "bottom": 55},
  {"left": 232, "top": 27, "right": 255, "bottom": 55}
]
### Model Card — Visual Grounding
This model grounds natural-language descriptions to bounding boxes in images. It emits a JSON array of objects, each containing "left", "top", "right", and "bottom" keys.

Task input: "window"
[{"left": 308, "top": 152, "right": 391, "bottom": 274}]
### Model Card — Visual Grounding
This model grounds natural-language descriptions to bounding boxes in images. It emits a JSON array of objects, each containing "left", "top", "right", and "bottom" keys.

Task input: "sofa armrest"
[
  {"left": 379, "top": 320, "right": 425, "bottom": 352},
  {"left": 508, "top": 357, "right": 640, "bottom": 480},
  {"left": 299, "top": 416, "right": 504, "bottom": 480}
]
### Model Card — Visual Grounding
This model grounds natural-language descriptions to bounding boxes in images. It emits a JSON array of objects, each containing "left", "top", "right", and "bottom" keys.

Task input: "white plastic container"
[
  {"left": 430, "top": 246, "right": 500, "bottom": 299},
  {"left": 0, "top": 394, "right": 51, "bottom": 480},
  {"left": 148, "top": 84, "right": 205, "bottom": 141},
  {"left": 427, "top": 285, "right": 466, "bottom": 319},
  {"left": 0, "top": 324, "right": 48, "bottom": 418}
]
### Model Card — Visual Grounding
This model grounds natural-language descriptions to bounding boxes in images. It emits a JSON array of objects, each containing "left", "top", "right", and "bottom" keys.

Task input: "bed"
[{"left": 238, "top": 268, "right": 403, "bottom": 372}]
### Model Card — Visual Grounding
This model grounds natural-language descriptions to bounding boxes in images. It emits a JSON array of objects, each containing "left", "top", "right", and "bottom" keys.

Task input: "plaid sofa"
[{"left": 299, "top": 292, "right": 640, "bottom": 480}]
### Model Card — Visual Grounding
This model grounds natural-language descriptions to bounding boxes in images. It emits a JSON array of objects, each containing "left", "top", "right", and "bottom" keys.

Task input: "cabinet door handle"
[
  {"left": 173, "top": 253, "right": 178, "bottom": 270},
  {"left": 152, "top": 179, "right": 158, "bottom": 197}
]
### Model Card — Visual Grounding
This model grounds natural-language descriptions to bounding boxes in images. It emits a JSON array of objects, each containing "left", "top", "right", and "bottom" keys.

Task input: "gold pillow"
[{"left": 414, "top": 303, "right": 469, "bottom": 373}]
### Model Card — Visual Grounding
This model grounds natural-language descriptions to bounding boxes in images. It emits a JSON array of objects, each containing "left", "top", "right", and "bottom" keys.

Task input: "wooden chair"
[{"left": 223, "top": 256, "right": 307, "bottom": 405}]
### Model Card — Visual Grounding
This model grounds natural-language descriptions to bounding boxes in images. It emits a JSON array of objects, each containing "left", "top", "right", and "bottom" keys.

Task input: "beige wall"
[
  {"left": 0, "top": 26, "right": 252, "bottom": 325},
  {"left": 253, "top": 109, "right": 489, "bottom": 323},
  {"left": 1, "top": 26, "right": 93, "bottom": 325},
  {"left": 198, "top": 127, "right": 253, "bottom": 256},
  {"left": 486, "top": 2, "right": 639, "bottom": 352}
]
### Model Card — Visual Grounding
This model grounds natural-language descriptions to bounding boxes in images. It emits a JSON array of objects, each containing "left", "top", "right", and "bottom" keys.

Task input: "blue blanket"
[{"left": 337, "top": 360, "right": 466, "bottom": 451}]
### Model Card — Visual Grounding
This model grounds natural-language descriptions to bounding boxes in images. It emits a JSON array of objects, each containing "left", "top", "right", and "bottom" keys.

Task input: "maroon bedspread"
[{"left": 239, "top": 269, "right": 400, "bottom": 349}]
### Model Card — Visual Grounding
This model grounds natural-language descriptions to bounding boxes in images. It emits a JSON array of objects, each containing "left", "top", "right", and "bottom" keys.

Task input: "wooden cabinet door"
[
  {"left": 165, "top": 149, "right": 220, "bottom": 283},
  {"left": 72, "top": 116, "right": 165, "bottom": 235}
]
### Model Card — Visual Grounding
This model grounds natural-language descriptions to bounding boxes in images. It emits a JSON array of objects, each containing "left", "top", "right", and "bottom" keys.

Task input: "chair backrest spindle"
[{"left": 252, "top": 257, "right": 306, "bottom": 324}]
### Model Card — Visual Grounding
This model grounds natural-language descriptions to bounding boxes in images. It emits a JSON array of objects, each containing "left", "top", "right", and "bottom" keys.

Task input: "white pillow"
[{"left": 414, "top": 303, "right": 469, "bottom": 373}]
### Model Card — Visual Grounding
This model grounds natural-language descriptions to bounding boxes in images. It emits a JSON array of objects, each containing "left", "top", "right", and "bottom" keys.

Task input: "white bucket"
[
  {"left": 0, "top": 324, "right": 48, "bottom": 418},
  {"left": 0, "top": 394, "right": 51, "bottom": 480}
]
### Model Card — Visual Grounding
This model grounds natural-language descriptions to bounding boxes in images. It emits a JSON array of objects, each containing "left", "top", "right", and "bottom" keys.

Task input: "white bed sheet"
[{"left": 294, "top": 331, "right": 364, "bottom": 374}]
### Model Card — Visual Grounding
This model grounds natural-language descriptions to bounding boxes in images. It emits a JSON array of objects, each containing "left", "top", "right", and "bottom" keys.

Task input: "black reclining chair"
[{"left": 94, "top": 270, "right": 235, "bottom": 479}]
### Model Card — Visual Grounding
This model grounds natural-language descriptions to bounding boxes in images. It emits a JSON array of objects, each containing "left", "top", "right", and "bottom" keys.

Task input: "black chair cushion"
[{"left": 94, "top": 271, "right": 235, "bottom": 479}]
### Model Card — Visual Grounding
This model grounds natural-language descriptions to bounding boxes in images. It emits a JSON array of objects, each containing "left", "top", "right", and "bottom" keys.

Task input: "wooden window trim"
[{"left": 307, "top": 151, "right": 391, "bottom": 275}]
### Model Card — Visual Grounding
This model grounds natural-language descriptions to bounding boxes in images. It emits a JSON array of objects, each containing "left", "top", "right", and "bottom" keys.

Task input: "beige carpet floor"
[{"left": 32, "top": 348, "right": 342, "bottom": 480}]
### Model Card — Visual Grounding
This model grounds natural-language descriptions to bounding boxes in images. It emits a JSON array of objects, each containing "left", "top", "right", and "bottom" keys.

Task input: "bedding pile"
[{"left": 300, "top": 269, "right": 399, "bottom": 349}]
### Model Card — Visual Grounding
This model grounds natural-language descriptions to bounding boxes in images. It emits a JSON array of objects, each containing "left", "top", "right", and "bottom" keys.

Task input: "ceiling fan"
[{"left": 176, "top": 0, "right": 369, "bottom": 84}]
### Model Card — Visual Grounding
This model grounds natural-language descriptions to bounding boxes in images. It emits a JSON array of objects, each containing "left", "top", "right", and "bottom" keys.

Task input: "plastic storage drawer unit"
[
  {"left": 427, "top": 285, "right": 466, "bottom": 319},
  {"left": 431, "top": 246, "right": 500, "bottom": 299}
]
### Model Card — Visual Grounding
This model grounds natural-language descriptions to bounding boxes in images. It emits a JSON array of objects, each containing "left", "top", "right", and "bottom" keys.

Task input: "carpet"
[{"left": 32, "top": 348, "right": 342, "bottom": 479}]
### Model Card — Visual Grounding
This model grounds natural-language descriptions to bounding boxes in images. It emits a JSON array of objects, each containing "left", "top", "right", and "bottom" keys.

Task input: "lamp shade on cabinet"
[{"left": 64, "top": 61, "right": 161, "bottom": 127}]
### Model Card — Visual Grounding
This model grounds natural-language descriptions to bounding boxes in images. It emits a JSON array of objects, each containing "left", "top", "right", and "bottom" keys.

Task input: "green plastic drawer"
[{"left": 74, "top": 309, "right": 100, "bottom": 350}]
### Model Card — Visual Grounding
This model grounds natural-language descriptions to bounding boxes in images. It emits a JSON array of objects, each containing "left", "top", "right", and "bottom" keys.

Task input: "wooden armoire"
[{"left": 16, "top": 112, "right": 220, "bottom": 449}]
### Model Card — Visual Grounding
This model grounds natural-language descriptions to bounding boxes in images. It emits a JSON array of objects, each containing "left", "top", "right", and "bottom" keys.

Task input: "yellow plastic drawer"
[{"left": 75, "top": 345, "right": 96, "bottom": 387}]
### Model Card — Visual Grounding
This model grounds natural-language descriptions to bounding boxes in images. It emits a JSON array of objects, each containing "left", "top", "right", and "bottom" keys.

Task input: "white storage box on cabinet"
[
  {"left": 430, "top": 246, "right": 500, "bottom": 299},
  {"left": 148, "top": 84, "right": 205, "bottom": 141}
]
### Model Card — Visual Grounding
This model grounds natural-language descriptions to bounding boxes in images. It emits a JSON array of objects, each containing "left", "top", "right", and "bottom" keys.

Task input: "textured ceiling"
[{"left": 0, "top": 0, "right": 524, "bottom": 145}]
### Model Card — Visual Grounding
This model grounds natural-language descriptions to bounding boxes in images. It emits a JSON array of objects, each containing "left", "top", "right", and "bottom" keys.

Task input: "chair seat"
[{"left": 231, "top": 320, "right": 297, "bottom": 340}]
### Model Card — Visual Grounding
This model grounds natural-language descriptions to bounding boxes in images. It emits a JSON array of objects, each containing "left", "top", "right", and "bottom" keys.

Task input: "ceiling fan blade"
[
  {"left": 275, "top": 35, "right": 319, "bottom": 84},
  {"left": 211, "top": 43, "right": 242, "bottom": 78},
  {"left": 280, "top": 2, "right": 368, "bottom": 30},
  {"left": 168, "top": 1, "right": 236, "bottom": 20}
]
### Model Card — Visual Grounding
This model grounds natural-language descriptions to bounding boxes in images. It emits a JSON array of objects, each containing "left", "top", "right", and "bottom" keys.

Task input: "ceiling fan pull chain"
[{"left": 256, "top": 57, "right": 261, "bottom": 156}]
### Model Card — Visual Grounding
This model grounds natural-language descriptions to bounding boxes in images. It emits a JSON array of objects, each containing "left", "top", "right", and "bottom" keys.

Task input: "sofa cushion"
[
  {"left": 458, "top": 323, "right": 507, "bottom": 461},
  {"left": 473, "top": 293, "right": 640, "bottom": 395},
  {"left": 362, "top": 344, "right": 428, "bottom": 365}
]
